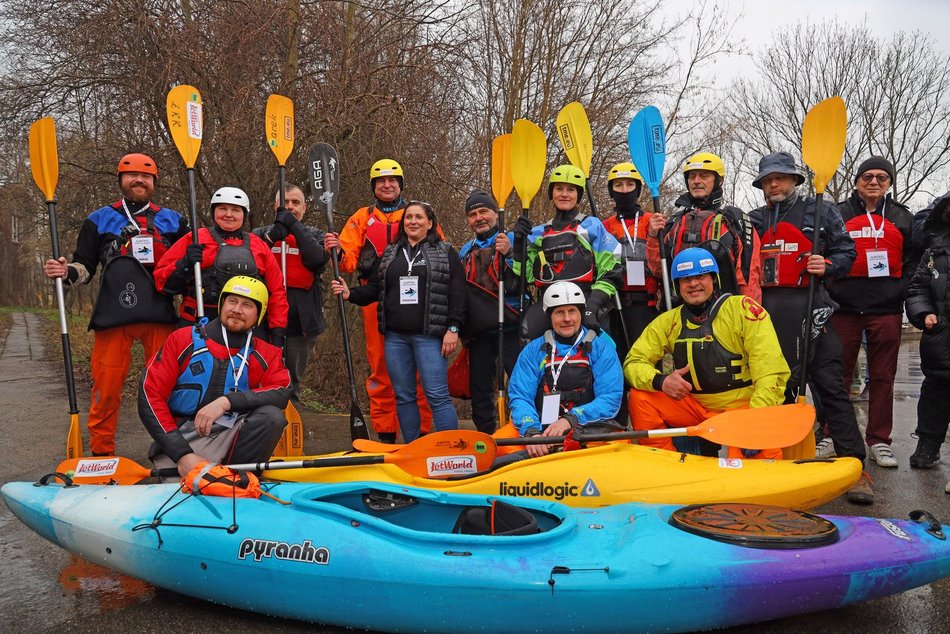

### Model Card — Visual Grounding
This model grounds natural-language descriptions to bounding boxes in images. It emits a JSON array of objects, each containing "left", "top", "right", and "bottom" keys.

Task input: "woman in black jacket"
[
  {"left": 332, "top": 201, "right": 466, "bottom": 442},
  {"left": 904, "top": 191, "right": 950, "bottom": 481}
]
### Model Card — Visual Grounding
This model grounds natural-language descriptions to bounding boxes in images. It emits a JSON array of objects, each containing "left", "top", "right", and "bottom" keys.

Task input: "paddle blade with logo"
[
  {"left": 309, "top": 143, "right": 341, "bottom": 217},
  {"left": 627, "top": 105, "right": 666, "bottom": 198},
  {"left": 491, "top": 134, "right": 514, "bottom": 210},
  {"left": 801, "top": 96, "right": 847, "bottom": 195},
  {"left": 166, "top": 85, "right": 203, "bottom": 169},
  {"left": 29, "top": 117, "right": 58, "bottom": 202},
  {"left": 556, "top": 101, "right": 593, "bottom": 177},
  {"left": 265, "top": 94, "right": 294, "bottom": 167},
  {"left": 510, "top": 119, "right": 547, "bottom": 210}
]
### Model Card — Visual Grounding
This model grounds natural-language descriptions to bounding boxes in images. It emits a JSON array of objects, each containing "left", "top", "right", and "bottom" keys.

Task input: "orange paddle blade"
[
  {"left": 383, "top": 430, "right": 496, "bottom": 477},
  {"left": 687, "top": 403, "right": 815, "bottom": 449},
  {"left": 491, "top": 134, "right": 514, "bottom": 209},
  {"left": 265, "top": 94, "right": 294, "bottom": 166},
  {"left": 57, "top": 456, "right": 154, "bottom": 485}
]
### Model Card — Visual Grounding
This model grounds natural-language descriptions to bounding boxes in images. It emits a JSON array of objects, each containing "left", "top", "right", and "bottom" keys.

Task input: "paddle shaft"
[
  {"left": 497, "top": 207, "right": 507, "bottom": 402},
  {"left": 150, "top": 454, "right": 390, "bottom": 480},
  {"left": 797, "top": 194, "right": 825, "bottom": 398},
  {"left": 279, "top": 166, "right": 288, "bottom": 285},
  {"left": 186, "top": 168, "right": 204, "bottom": 318},
  {"left": 46, "top": 200, "right": 79, "bottom": 415},
  {"left": 504, "top": 427, "right": 709, "bottom": 446},
  {"left": 656, "top": 221, "right": 673, "bottom": 311}
]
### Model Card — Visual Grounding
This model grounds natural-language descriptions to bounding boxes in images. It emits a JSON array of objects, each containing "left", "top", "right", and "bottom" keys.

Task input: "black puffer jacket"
[
  {"left": 826, "top": 192, "right": 916, "bottom": 314},
  {"left": 905, "top": 191, "right": 950, "bottom": 380}
]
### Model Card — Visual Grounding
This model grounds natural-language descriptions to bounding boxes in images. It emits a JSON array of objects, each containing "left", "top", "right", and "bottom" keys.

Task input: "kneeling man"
[
  {"left": 140, "top": 276, "right": 290, "bottom": 477},
  {"left": 624, "top": 248, "right": 788, "bottom": 459}
]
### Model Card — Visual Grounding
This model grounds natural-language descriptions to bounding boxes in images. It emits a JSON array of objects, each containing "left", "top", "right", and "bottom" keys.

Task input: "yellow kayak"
[{"left": 263, "top": 442, "right": 862, "bottom": 510}]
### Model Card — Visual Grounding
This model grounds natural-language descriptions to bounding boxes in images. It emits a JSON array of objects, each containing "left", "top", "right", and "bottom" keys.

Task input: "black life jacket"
[
  {"left": 203, "top": 227, "right": 259, "bottom": 305},
  {"left": 533, "top": 328, "right": 598, "bottom": 415},
  {"left": 672, "top": 294, "right": 752, "bottom": 394},
  {"left": 667, "top": 209, "right": 740, "bottom": 295},
  {"left": 533, "top": 212, "right": 594, "bottom": 287}
]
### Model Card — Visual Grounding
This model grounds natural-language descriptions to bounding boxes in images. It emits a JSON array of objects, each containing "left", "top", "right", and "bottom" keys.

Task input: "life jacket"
[
  {"left": 667, "top": 209, "right": 740, "bottom": 294},
  {"left": 461, "top": 240, "right": 520, "bottom": 322},
  {"left": 672, "top": 294, "right": 752, "bottom": 394},
  {"left": 759, "top": 215, "right": 812, "bottom": 288},
  {"left": 533, "top": 329, "right": 598, "bottom": 415},
  {"left": 358, "top": 209, "right": 402, "bottom": 278},
  {"left": 167, "top": 323, "right": 252, "bottom": 416},
  {"left": 533, "top": 213, "right": 594, "bottom": 286},
  {"left": 843, "top": 213, "right": 903, "bottom": 278},
  {"left": 203, "top": 227, "right": 259, "bottom": 305},
  {"left": 605, "top": 214, "right": 657, "bottom": 294},
  {"left": 270, "top": 234, "right": 315, "bottom": 289}
]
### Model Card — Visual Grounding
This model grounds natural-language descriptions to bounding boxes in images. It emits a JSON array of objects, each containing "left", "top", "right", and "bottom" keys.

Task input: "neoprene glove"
[
  {"left": 179, "top": 243, "right": 204, "bottom": 272},
  {"left": 512, "top": 216, "right": 534, "bottom": 257},
  {"left": 583, "top": 289, "right": 609, "bottom": 332},
  {"left": 265, "top": 222, "right": 290, "bottom": 245},
  {"left": 276, "top": 208, "right": 299, "bottom": 230}
]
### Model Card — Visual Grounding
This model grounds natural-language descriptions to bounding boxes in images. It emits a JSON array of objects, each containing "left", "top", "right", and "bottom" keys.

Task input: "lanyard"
[
  {"left": 549, "top": 331, "right": 585, "bottom": 390},
  {"left": 403, "top": 245, "right": 422, "bottom": 272},
  {"left": 121, "top": 199, "right": 149, "bottom": 228},
  {"left": 619, "top": 212, "right": 640, "bottom": 253},
  {"left": 220, "top": 324, "right": 252, "bottom": 388},
  {"left": 865, "top": 210, "right": 884, "bottom": 248}
]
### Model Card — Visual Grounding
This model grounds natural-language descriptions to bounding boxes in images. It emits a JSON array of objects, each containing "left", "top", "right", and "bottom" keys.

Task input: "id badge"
[
  {"left": 866, "top": 250, "right": 890, "bottom": 277},
  {"left": 214, "top": 411, "right": 238, "bottom": 429},
  {"left": 540, "top": 392, "right": 561, "bottom": 426},
  {"left": 625, "top": 260, "right": 646, "bottom": 286},
  {"left": 131, "top": 234, "right": 154, "bottom": 264},
  {"left": 761, "top": 244, "right": 781, "bottom": 286},
  {"left": 399, "top": 276, "right": 419, "bottom": 304}
]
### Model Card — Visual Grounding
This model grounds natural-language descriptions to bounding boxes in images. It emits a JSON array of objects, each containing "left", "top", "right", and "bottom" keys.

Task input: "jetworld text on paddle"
[
  {"left": 238, "top": 539, "right": 330, "bottom": 565},
  {"left": 498, "top": 479, "right": 601, "bottom": 500}
]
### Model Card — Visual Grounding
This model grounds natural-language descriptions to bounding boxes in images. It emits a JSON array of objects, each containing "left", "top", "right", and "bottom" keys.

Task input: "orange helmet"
[{"left": 117, "top": 153, "right": 159, "bottom": 180}]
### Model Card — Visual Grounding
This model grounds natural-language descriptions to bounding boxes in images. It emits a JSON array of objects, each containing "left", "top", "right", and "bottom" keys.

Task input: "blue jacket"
[{"left": 508, "top": 326, "right": 622, "bottom": 436}]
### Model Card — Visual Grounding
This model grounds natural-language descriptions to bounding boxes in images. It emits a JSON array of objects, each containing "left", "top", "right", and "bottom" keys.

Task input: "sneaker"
[
  {"left": 909, "top": 440, "right": 941, "bottom": 469},
  {"left": 815, "top": 437, "right": 837, "bottom": 459},
  {"left": 846, "top": 471, "right": 875, "bottom": 505},
  {"left": 946, "top": 479, "right": 950, "bottom": 494},
  {"left": 850, "top": 385, "right": 869, "bottom": 403},
  {"left": 870, "top": 443, "right": 898, "bottom": 468}
]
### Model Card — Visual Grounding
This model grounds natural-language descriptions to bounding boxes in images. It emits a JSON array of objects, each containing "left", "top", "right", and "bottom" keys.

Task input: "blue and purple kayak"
[{"left": 3, "top": 478, "right": 948, "bottom": 633}]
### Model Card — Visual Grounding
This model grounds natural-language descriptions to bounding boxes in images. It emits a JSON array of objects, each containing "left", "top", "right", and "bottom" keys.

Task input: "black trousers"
[
  {"left": 915, "top": 376, "right": 950, "bottom": 448},
  {"left": 762, "top": 288, "right": 866, "bottom": 463},
  {"left": 468, "top": 330, "right": 520, "bottom": 434}
]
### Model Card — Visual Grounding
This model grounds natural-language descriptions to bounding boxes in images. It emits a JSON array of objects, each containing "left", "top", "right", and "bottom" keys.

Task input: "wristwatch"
[{"left": 448, "top": 325, "right": 459, "bottom": 333}]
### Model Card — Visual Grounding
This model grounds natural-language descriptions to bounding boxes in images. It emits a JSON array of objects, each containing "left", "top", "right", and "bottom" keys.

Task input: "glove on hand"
[
  {"left": 266, "top": 222, "right": 290, "bottom": 245},
  {"left": 582, "top": 289, "right": 609, "bottom": 333},
  {"left": 179, "top": 243, "right": 204, "bottom": 272},
  {"left": 512, "top": 216, "right": 534, "bottom": 258},
  {"left": 276, "top": 208, "right": 299, "bottom": 230}
]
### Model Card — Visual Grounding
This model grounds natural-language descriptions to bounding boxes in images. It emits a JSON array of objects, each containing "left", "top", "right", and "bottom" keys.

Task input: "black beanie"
[
  {"left": 465, "top": 189, "right": 498, "bottom": 212},
  {"left": 855, "top": 156, "right": 894, "bottom": 184}
]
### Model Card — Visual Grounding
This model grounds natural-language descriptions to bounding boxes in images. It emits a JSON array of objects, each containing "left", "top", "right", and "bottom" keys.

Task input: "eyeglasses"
[
  {"left": 860, "top": 173, "right": 890, "bottom": 184},
  {"left": 407, "top": 200, "right": 433, "bottom": 212}
]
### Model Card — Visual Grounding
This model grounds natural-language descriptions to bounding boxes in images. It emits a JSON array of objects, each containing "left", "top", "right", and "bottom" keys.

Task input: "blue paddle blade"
[{"left": 627, "top": 106, "right": 666, "bottom": 198}]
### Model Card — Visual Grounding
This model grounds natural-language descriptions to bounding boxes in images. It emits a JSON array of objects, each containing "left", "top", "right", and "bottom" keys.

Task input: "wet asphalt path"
[{"left": 0, "top": 312, "right": 947, "bottom": 633}]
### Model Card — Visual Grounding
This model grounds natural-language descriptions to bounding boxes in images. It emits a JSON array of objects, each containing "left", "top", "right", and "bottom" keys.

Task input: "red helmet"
[{"left": 117, "top": 153, "right": 159, "bottom": 180}]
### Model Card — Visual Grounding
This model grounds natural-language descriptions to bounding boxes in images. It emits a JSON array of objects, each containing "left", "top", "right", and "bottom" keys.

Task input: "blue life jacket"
[{"left": 167, "top": 321, "right": 252, "bottom": 416}]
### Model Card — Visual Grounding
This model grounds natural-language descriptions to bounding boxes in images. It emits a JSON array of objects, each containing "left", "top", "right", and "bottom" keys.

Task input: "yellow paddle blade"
[
  {"left": 28, "top": 117, "right": 58, "bottom": 202},
  {"left": 266, "top": 94, "right": 295, "bottom": 166},
  {"left": 166, "top": 85, "right": 203, "bottom": 169},
  {"left": 510, "top": 119, "right": 547, "bottom": 210},
  {"left": 556, "top": 101, "right": 593, "bottom": 177},
  {"left": 801, "top": 96, "right": 847, "bottom": 195},
  {"left": 491, "top": 134, "right": 514, "bottom": 209},
  {"left": 66, "top": 412, "right": 83, "bottom": 460}
]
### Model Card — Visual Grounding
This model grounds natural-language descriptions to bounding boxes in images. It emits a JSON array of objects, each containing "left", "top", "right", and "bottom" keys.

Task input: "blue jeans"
[{"left": 384, "top": 332, "right": 459, "bottom": 441}]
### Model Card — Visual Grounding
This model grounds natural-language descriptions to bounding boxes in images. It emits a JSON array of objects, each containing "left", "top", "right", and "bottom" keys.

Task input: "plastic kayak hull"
[
  {"left": 264, "top": 443, "right": 862, "bottom": 510},
  {"left": 4, "top": 480, "right": 948, "bottom": 634}
]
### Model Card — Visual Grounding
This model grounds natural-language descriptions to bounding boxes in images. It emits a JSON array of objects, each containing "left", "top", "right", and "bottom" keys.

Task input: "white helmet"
[
  {"left": 210, "top": 186, "right": 250, "bottom": 215},
  {"left": 542, "top": 281, "right": 586, "bottom": 312}
]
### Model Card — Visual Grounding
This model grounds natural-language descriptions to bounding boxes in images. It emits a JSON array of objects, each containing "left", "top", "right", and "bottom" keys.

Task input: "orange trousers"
[
  {"left": 89, "top": 323, "right": 175, "bottom": 454},
  {"left": 628, "top": 389, "right": 783, "bottom": 460},
  {"left": 361, "top": 304, "right": 432, "bottom": 436}
]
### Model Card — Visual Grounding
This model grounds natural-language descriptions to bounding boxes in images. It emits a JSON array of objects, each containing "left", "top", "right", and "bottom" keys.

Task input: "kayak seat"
[{"left": 453, "top": 499, "right": 541, "bottom": 536}]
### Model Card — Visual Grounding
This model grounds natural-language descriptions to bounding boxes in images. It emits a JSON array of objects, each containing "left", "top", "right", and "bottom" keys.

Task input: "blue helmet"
[{"left": 671, "top": 247, "right": 718, "bottom": 281}]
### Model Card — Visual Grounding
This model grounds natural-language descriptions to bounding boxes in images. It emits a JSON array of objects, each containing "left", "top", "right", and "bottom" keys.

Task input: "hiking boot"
[
  {"left": 377, "top": 432, "right": 398, "bottom": 444},
  {"left": 815, "top": 437, "right": 837, "bottom": 459},
  {"left": 909, "top": 440, "right": 941, "bottom": 469},
  {"left": 850, "top": 385, "right": 869, "bottom": 403},
  {"left": 870, "top": 443, "right": 898, "bottom": 468},
  {"left": 846, "top": 471, "right": 875, "bottom": 505}
]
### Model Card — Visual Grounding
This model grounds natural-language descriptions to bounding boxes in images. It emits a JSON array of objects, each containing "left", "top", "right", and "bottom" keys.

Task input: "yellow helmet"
[
  {"left": 682, "top": 152, "right": 726, "bottom": 179},
  {"left": 369, "top": 158, "right": 404, "bottom": 191},
  {"left": 547, "top": 164, "right": 586, "bottom": 199},
  {"left": 218, "top": 275, "right": 269, "bottom": 326},
  {"left": 607, "top": 162, "right": 644, "bottom": 185}
]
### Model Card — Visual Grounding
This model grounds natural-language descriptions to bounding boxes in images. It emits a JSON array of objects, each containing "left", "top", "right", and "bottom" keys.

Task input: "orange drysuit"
[{"left": 337, "top": 203, "right": 432, "bottom": 436}]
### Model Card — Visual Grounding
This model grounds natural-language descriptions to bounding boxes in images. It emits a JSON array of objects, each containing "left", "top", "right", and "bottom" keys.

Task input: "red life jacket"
[
  {"left": 667, "top": 209, "right": 741, "bottom": 294},
  {"left": 116, "top": 202, "right": 173, "bottom": 266},
  {"left": 365, "top": 215, "right": 400, "bottom": 257},
  {"left": 461, "top": 243, "right": 520, "bottom": 321},
  {"left": 533, "top": 214, "right": 594, "bottom": 286},
  {"left": 759, "top": 221, "right": 811, "bottom": 288},
  {"left": 270, "top": 235, "right": 315, "bottom": 289},
  {"left": 843, "top": 214, "right": 903, "bottom": 278}
]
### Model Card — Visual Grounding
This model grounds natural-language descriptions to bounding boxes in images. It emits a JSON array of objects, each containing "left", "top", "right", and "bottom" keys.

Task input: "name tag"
[
  {"left": 866, "top": 250, "right": 889, "bottom": 277},
  {"left": 541, "top": 392, "right": 561, "bottom": 426},
  {"left": 399, "top": 276, "right": 419, "bottom": 304},
  {"left": 625, "top": 260, "right": 646, "bottom": 286},
  {"left": 131, "top": 235, "right": 154, "bottom": 264}
]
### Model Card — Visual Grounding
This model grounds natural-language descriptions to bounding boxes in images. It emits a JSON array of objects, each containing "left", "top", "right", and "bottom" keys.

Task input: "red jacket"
[{"left": 154, "top": 227, "right": 289, "bottom": 331}]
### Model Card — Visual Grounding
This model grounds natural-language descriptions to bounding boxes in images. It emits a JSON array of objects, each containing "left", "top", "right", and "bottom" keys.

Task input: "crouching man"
[{"left": 140, "top": 276, "right": 290, "bottom": 477}]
